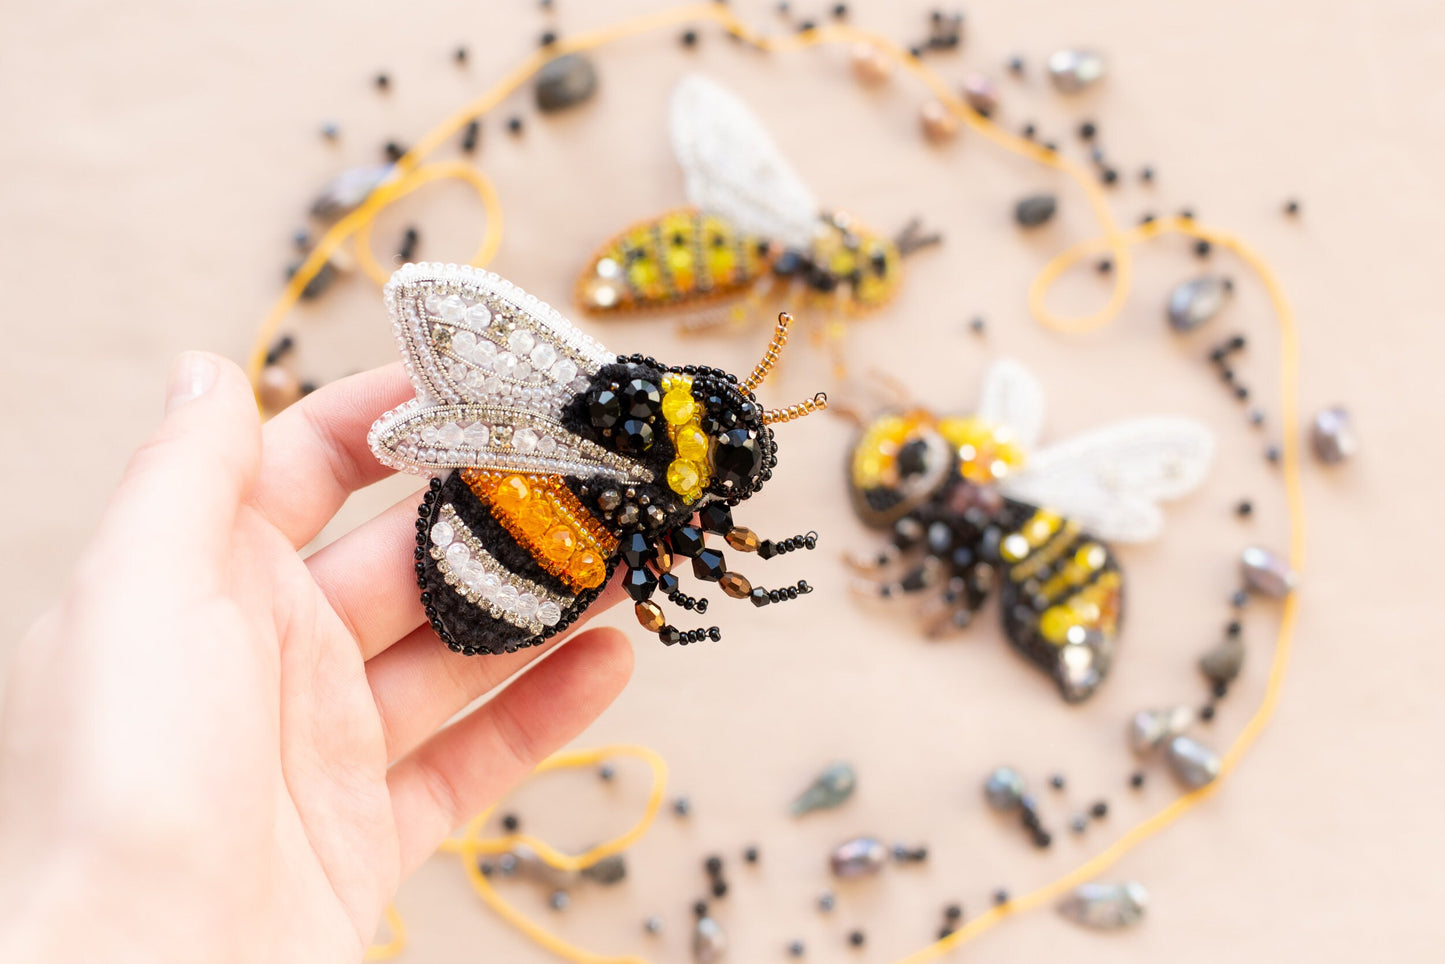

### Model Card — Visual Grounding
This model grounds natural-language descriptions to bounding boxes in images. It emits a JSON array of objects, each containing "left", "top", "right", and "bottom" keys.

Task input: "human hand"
[{"left": 0, "top": 353, "right": 632, "bottom": 964}]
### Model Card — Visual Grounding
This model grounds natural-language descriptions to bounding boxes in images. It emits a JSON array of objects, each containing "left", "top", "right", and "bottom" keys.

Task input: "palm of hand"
[{"left": 0, "top": 356, "right": 630, "bottom": 963}]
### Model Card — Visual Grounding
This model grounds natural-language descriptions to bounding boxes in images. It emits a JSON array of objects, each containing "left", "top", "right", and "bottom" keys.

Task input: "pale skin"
[{"left": 0, "top": 353, "right": 630, "bottom": 963}]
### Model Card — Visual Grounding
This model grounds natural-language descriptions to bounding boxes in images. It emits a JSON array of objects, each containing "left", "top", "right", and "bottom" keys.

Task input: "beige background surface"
[{"left": 1, "top": 0, "right": 1442, "bottom": 960}]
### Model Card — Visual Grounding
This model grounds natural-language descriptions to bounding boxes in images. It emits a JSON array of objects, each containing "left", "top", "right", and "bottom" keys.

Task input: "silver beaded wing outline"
[
  {"left": 981, "top": 360, "right": 1216, "bottom": 543},
  {"left": 368, "top": 262, "right": 654, "bottom": 484},
  {"left": 670, "top": 73, "right": 821, "bottom": 251}
]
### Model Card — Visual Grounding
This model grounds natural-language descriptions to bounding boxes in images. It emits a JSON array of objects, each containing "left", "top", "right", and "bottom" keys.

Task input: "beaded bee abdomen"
[
  {"left": 845, "top": 361, "right": 1214, "bottom": 702},
  {"left": 370, "top": 262, "right": 828, "bottom": 655}
]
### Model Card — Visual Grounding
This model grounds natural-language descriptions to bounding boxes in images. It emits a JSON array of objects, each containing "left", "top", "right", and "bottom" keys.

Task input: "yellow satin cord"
[
  {"left": 363, "top": 906, "right": 407, "bottom": 961},
  {"left": 353, "top": 162, "right": 503, "bottom": 287},
  {"left": 250, "top": 4, "right": 1311, "bottom": 961}
]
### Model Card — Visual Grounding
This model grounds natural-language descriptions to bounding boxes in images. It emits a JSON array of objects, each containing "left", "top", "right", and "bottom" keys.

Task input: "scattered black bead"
[
  {"left": 501, "top": 813, "right": 520, "bottom": 832},
  {"left": 788, "top": 940, "right": 805, "bottom": 957},
  {"left": 799, "top": 19, "right": 818, "bottom": 33},
  {"left": 461, "top": 119, "right": 480, "bottom": 153},
  {"left": 969, "top": 316, "right": 986, "bottom": 334},
  {"left": 711, "top": 878, "right": 729, "bottom": 898},
  {"left": 1101, "top": 167, "right": 1119, "bottom": 185},
  {"left": 1090, "top": 800, "right": 1109, "bottom": 819},
  {"left": 1212, "top": 680, "right": 1229, "bottom": 699},
  {"left": 454, "top": 46, "right": 468, "bottom": 65},
  {"left": 993, "top": 889, "right": 1009, "bottom": 906},
  {"left": 1049, "top": 773, "right": 1066, "bottom": 790},
  {"left": 680, "top": 29, "right": 698, "bottom": 46},
  {"left": 1007, "top": 55, "right": 1024, "bottom": 74},
  {"left": 1236, "top": 500, "right": 1253, "bottom": 518},
  {"left": 832, "top": 2, "right": 848, "bottom": 17},
  {"left": 540, "top": 30, "right": 558, "bottom": 46},
  {"left": 1140, "top": 212, "right": 1157, "bottom": 225},
  {"left": 1129, "top": 771, "right": 1146, "bottom": 789},
  {"left": 705, "top": 855, "right": 723, "bottom": 876},
  {"left": 1231, "top": 589, "right": 1250, "bottom": 607},
  {"left": 848, "top": 930, "right": 866, "bottom": 948},
  {"left": 1021, "top": 122, "right": 1036, "bottom": 139},
  {"left": 1042, "top": 140, "right": 1059, "bottom": 153},
  {"left": 1179, "top": 207, "right": 1196, "bottom": 221},
  {"left": 1032, "top": 829, "right": 1052, "bottom": 849},
  {"left": 693, "top": 900, "right": 709, "bottom": 918},
  {"left": 1096, "top": 258, "right": 1113, "bottom": 273},
  {"left": 818, "top": 890, "right": 837, "bottom": 912},
  {"left": 908, "top": 43, "right": 923, "bottom": 57},
  {"left": 1140, "top": 165, "right": 1155, "bottom": 183},
  {"left": 1070, "top": 815, "right": 1087, "bottom": 833},
  {"left": 744, "top": 845, "right": 759, "bottom": 864},
  {"left": 1078, "top": 120, "right": 1097, "bottom": 140},
  {"left": 507, "top": 116, "right": 524, "bottom": 135},
  {"left": 673, "top": 796, "right": 692, "bottom": 817},
  {"left": 1200, "top": 704, "right": 1217, "bottom": 722},
  {"left": 598, "top": 763, "right": 616, "bottom": 781},
  {"left": 320, "top": 121, "right": 339, "bottom": 139},
  {"left": 776, "top": 1, "right": 791, "bottom": 14},
  {"left": 1194, "top": 239, "right": 1212, "bottom": 258},
  {"left": 1284, "top": 198, "right": 1300, "bottom": 216},
  {"left": 374, "top": 72, "right": 390, "bottom": 91},
  {"left": 938, "top": 926, "right": 955, "bottom": 940},
  {"left": 1266, "top": 444, "right": 1282, "bottom": 464},
  {"left": 944, "top": 903, "right": 962, "bottom": 921}
]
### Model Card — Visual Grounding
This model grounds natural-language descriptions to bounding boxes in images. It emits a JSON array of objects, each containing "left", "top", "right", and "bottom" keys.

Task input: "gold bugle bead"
[
  {"left": 724, "top": 526, "right": 760, "bottom": 552},
  {"left": 635, "top": 600, "right": 665, "bottom": 633},
  {"left": 719, "top": 571, "right": 752, "bottom": 599}
]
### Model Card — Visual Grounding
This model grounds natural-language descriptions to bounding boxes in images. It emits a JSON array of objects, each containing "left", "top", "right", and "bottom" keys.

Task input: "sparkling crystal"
[
  {"left": 444, "top": 542, "right": 470, "bottom": 569},
  {"left": 1240, "top": 546, "right": 1297, "bottom": 597},
  {"left": 420, "top": 424, "right": 440, "bottom": 444},
  {"left": 616, "top": 418, "right": 655, "bottom": 454},
  {"left": 1047, "top": 49, "right": 1107, "bottom": 93},
  {"left": 425, "top": 293, "right": 444, "bottom": 316},
  {"left": 465, "top": 302, "right": 493, "bottom": 328},
  {"left": 537, "top": 435, "right": 558, "bottom": 455},
  {"left": 429, "top": 521, "right": 455, "bottom": 547},
  {"left": 713, "top": 429, "right": 761, "bottom": 488},
  {"left": 530, "top": 343, "right": 558, "bottom": 370},
  {"left": 984, "top": 766, "right": 1026, "bottom": 811},
  {"left": 462, "top": 423, "right": 490, "bottom": 447},
  {"left": 1167, "top": 276, "right": 1232, "bottom": 332},
  {"left": 551, "top": 358, "right": 578, "bottom": 383},
  {"left": 621, "top": 378, "right": 662, "bottom": 418},
  {"left": 479, "top": 572, "right": 501, "bottom": 600},
  {"left": 719, "top": 571, "right": 752, "bottom": 599},
  {"left": 512, "top": 428, "right": 539, "bottom": 453},
  {"left": 1310, "top": 406, "right": 1357, "bottom": 464},
  {"left": 472, "top": 339, "right": 498, "bottom": 365},
  {"left": 439, "top": 295, "right": 467, "bottom": 323},
  {"left": 623, "top": 566, "right": 658, "bottom": 602},
  {"left": 495, "top": 353, "right": 522, "bottom": 379},
  {"left": 1166, "top": 735, "right": 1220, "bottom": 789},
  {"left": 691, "top": 548, "right": 726, "bottom": 581},
  {"left": 1127, "top": 707, "right": 1195, "bottom": 755},
  {"left": 1058, "top": 881, "right": 1148, "bottom": 929},
  {"left": 438, "top": 423, "right": 464, "bottom": 448},
  {"left": 829, "top": 837, "right": 888, "bottom": 878},
  {"left": 494, "top": 585, "right": 520, "bottom": 610},
  {"left": 507, "top": 328, "right": 536, "bottom": 355},
  {"left": 961, "top": 72, "right": 999, "bottom": 115},
  {"left": 790, "top": 762, "right": 856, "bottom": 816},
  {"left": 588, "top": 388, "right": 623, "bottom": 428},
  {"left": 514, "top": 592, "right": 539, "bottom": 619},
  {"left": 538, "top": 601, "right": 562, "bottom": 626},
  {"left": 451, "top": 330, "right": 479, "bottom": 359}
]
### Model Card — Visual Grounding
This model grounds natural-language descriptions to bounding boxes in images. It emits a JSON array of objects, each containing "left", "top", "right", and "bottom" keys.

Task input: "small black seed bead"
[
  {"left": 539, "top": 29, "right": 557, "bottom": 45},
  {"left": 711, "top": 879, "right": 728, "bottom": 898},
  {"left": 1231, "top": 590, "right": 1249, "bottom": 607},
  {"left": 1236, "top": 500, "right": 1253, "bottom": 517},
  {"left": 848, "top": 930, "right": 865, "bottom": 947},
  {"left": 693, "top": 900, "right": 708, "bottom": 918},
  {"left": 374, "top": 72, "right": 390, "bottom": 90},
  {"left": 1200, "top": 704, "right": 1217, "bottom": 722},
  {"left": 1050, "top": 773, "right": 1065, "bottom": 790},
  {"left": 708, "top": 627, "right": 721, "bottom": 641},
  {"left": 993, "top": 889, "right": 1009, "bottom": 905},
  {"left": 501, "top": 813, "right": 520, "bottom": 832},
  {"left": 1213, "top": 680, "right": 1229, "bottom": 699},
  {"left": 1195, "top": 239, "right": 1212, "bottom": 257},
  {"left": 507, "top": 116, "right": 523, "bottom": 134},
  {"left": 1101, "top": 167, "right": 1119, "bottom": 185},
  {"left": 944, "top": 903, "right": 962, "bottom": 921},
  {"left": 1140, "top": 165, "right": 1155, "bottom": 183},
  {"left": 1091, "top": 800, "right": 1108, "bottom": 819},
  {"left": 1284, "top": 199, "right": 1300, "bottom": 216},
  {"left": 1227, "top": 620, "right": 1243, "bottom": 637},
  {"left": 680, "top": 29, "right": 698, "bottom": 46},
  {"left": 1078, "top": 120, "right": 1097, "bottom": 140},
  {"left": 744, "top": 845, "right": 759, "bottom": 863},
  {"left": 1129, "top": 771, "right": 1146, "bottom": 789},
  {"left": 1097, "top": 258, "right": 1113, "bottom": 273}
]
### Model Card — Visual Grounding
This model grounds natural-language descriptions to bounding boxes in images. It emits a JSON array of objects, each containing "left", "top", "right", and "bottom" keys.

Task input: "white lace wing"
[
  {"left": 670, "top": 74, "right": 820, "bottom": 250},
  {"left": 999, "top": 417, "right": 1215, "bottom": 543},
  {"left": 976, "top": 358, "right": 1047, "bottom": 451},
  {"left": 368, "top": 262, "right": 652, "bottom": 483}
]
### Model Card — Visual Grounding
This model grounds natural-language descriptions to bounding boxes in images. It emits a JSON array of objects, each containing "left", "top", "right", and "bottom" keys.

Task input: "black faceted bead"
[
  {"left": 757, "top": 540, "right": 777, "bottom": 559},
  {"left": 615, "top": 418, "right": 655, "bottom": 454},
  {"left": 621, "top": 378, "right": 662, "bottom": 418},
  {"left": 623, "top": 566, "right": 658, "bottom": 602},
  {"left": 750, "top": 587, "right": 770, "bottom": 607},
  {"left": 587, "top": 387, "right": 623, "bottom": 428},
  {"left": 660, "top": 626, "right": 681, "bottom": 645},
  {"left": 672, "top": 525, "right": 706, "bottom": 558},
  {"left": 692, "top": 547, "right": 726, "bottom": 581},
  {"left": 658, "top": 571, "right": 680, "bottom": 595},
  {"left": 621, "top": 532, "right": 655, "bottom": 569},
  {"left": 713, "top": 428, "right": 762, "bottom": 488},
  {"left": 698, "top": 503, "right": 734, "bottom": 534}
]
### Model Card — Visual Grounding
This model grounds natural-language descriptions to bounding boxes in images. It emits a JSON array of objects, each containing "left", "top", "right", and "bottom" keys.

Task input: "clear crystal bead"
[
  {"left": 444, "top": 542, "right": 470, "bottom": 569},
  {"left": 438, "top": 423, "right": 464, "bottom": 447},
  {"left": 465, "top": 302, "right": 493, "bottom": 328},
  {"left": 538, "top": 601, "right": 562, "bottom": 626},
  {"left": 551, "top": 358, "right": 578, "bottom": 383},
  {"left": 507, "top": 328, "right": 536, "bottom": 355},
  {"left": 494, "top": 585, "right": 520, "bottom": 610},
  {"left": 429, "top": 521, "right": 455, "bottom": 547},
  {"left": 462, "top": 423, "right": 489, "bottom": 447},
  {"left": 451, "top": 330, "right": 478, "bottom": 358},
  {"left": 420, "top": 424, "right": 440, "bottom": 444},
  {"left": 425, "top": 294, "right": 444, "bottom": 316},
  {"left": 515, "top": 592, "right": 539, "bottom": 619},
  {"left": 529, "top": 343, "right": 558, "bottom": 370},
  {"left": 439, "top": 295, "right": 467, "bottom": 322},
  {"left": 512, "top": 428, "right": 539, "bottom": 453},
  {"left": 537, "top": 435, "right": 558, "bottom": 455},
  {"left": 495, "top": 353, "right": 521, "bottom": 379}
]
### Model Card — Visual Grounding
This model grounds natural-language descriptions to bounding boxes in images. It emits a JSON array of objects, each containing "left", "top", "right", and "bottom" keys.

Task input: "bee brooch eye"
[{"left": 369, "top": 264, "right": 830, "bottom": 656}]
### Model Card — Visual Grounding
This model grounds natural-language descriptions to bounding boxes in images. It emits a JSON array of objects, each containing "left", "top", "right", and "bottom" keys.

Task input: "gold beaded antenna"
[{"left": 745, "top": 312, "right": 830, "bottom": 425}]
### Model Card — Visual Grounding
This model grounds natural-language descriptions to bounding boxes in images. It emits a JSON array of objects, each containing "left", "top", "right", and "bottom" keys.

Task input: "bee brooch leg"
[{"left": 622, "top": 503, "right": 818, "bottom": 646}]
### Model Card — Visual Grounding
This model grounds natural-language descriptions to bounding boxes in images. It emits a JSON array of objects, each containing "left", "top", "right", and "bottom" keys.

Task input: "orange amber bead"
[
  {"left": 517, "top": 497, "right": 555, "bottom": 535},
  {"left": 541, "top": 524, "right": 577, "bottom": 565},
  {"left": 495, "top": 475, "right": 530, "bottom": 509},
  {"left": 719, "top": 571, "right": 752, "bottom": 599},
  {"left": 724, "top": 526, "right": 760, "bottom": 552},
  {"left": 574, "top": 549, "right": 607, "bottom": 589},
  {"left": 635, "top": 600, "right": 666, "bottom": 632}
]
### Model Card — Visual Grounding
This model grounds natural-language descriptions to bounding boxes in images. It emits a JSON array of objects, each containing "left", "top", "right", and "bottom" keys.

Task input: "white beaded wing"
[
  {"left": 669, "top": 74, "right": 821, "bottom": 251},
  {"left": 369, "top": 263, "right": 653, "bottom": 484},
  {"left": 999, "top": 417, "right": 1215, "bottom": 543},
  {"left": 977, "top": 358, "right": 1047, "bottom": 452}
]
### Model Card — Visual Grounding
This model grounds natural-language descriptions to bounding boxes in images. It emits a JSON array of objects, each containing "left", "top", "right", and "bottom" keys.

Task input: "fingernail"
[{"left": 165, "top": 352, "right": 217, "bottom": 413}]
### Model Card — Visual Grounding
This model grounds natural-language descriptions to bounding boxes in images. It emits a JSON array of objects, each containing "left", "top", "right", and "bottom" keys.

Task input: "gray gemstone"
[
  {"left": 644, "top": 915, "right": 663, "bottom": 935},
  {"left": 309, "top": 164, "right": 394, "bottom": 220},
  {"left": 1057, "top": 630, "right": 1113, "bottom": 702},
  {"left": 1014, "top": 193, "right": 1058, "bottom": 228},
  {"left": 1047, "top": 49, "right": 1107, "bottom": 93},
  {"left": 693, "top": 916, "right": 726, "bottom": 963},
  {"left": 1167, "top": 276, "right": 1232, "bottom": 332},
  {"left": 598, "top": 488, "right": 622, "bottom": 511},
  {"left": 287, "top": 259, "right": 338, "bottom": 300},
  {"left": 1199, "top": 635, "right": 1245, "bottom": 684},
  {"left": 790, "top": 762, "right": 857, "bottom": 816},
  {"left": 1058, "top": 881, "right": 1148, "bottom": 929},
  {"left": 535, "top": 53, "right": 598, "bottom": 112},
  {"left": 618, "top": 504, "right": 640, "bottom": 527},
  {"left": 1166, "top": 734, "right": 1221, "bottom": 789},
  {"left": 984, "top": 765, "right": 1026, "bottom": 810},
  {"left": 829, "top": 836, "right": 889, "bottom": 878},
  {"left": 1241, "top": 546, "right": 1297, "bottom": 597},
  {"left": 961, "top": 73, "right": 999, "bottom": 115},
  {"left": 580, "top": 853, "right": 627, "bottom": 885},
  {"left": 1310, "top": 406, "right": 1357, "bottom": 464},
  {"left": 549, "top": 890, "right": 570, "bottom": 911},
  {"left": 1127, "top": 706, "right": 1195, "bottom": 755}
]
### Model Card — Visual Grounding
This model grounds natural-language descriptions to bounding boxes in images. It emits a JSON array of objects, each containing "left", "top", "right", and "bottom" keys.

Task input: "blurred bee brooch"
[
  {"left": 369, "top": 263, "right": 828, "bottom": 655},
  {"left": 576, "top": 74, "right": 940, "bottom": 327},
  {"left": 845, "top": 360, "right": 1214, "bottom": 701}
]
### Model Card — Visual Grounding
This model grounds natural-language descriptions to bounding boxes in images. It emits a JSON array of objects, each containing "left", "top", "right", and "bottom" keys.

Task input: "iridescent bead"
[
  {"left": 829, "top": 837, "right": 888, "bottom": 878},
  {"left": 791, "top": 762, "right": 856, "bottom": 816},
  {"left": 1058, "top": 882, "right": 1147, "bottom": 929}
]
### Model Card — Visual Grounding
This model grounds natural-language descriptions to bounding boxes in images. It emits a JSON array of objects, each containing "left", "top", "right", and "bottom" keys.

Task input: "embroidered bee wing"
[
  {"left": 368, "top": 262, "right": 654, "bottom": 485},
  {"left": 999, "top": 418, "right": 1215, "bottom": 543},
  {"left": 670, "top": 74, "right": 821, "bottom": 251},
  {"left": 977, "top": 358, "right": 1047, "bottom": 452}
]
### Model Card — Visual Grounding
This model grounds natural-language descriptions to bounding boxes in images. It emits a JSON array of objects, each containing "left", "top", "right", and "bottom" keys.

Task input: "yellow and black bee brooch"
[
  {"left": 369, "top": 262, "right": 827, "bottom": 655},
  {"left": 576, "top": 74, "right": 939, "bottom": 325},
  {"left": 845, "top": 360, "right": 1214, "bottom": 701}
]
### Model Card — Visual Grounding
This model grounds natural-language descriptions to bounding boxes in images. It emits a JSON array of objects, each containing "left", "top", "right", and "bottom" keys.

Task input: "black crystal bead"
[
  {"left": 622, "top": 378, "right": 661, "bottom": 419},
  {"left": 621, "top": 532, "right": 655, "bottom": 569},
  {"left": 757, "top": 540, "right": 777, "bottom": 559},
  {"left": 588, "top": 388, "right": 622, "bottom": 429},
  {"left": 692, "top": 547, "right": 726, "bottom": 581},
  {"left": 699, "top": 503, "right": 734, "bottom": 534},
  {"left": 661, "top": 626, "right": 681, "bottom": 645},
  {"left": 616, "top": 418, "right": 655, "bottom": 454},
  {"left": 658, "top": 571, "right": 680, "bottom": 595},
  {"left": 713, "top": 429, "right": 762, "bottom": 488},
  {"left": 623, "top": 566, "right": 658, "bottom": 602},
  {"left": 750, "top": 587, "right": 770, "bottom": 607},
  {"left": 772, "top": 249, "right": 803, "bottom": 276},
  {"left": 672, "top": 525, "right": 706, "bottom": 558}
]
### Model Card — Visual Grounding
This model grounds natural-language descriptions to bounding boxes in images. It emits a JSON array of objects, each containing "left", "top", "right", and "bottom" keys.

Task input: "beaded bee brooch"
[
  {"left": 845, "top": 360, "right": 1214, "bottom": 701},
  {"left": 369, "top": 263, "right": 828, "bottom": 655},
  {"left": 576, "top": 74, "right": 939, "bottom": 325}
]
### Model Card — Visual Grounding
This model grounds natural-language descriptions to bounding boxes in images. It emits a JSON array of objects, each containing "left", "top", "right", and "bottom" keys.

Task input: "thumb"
[{"left": 93, "top": 352, "right": 263, "bottom": 582}]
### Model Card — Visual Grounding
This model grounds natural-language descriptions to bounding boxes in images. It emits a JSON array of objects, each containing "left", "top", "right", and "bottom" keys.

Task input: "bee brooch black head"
[
  {"left": 369, "top": 262, "right": 827, "bottom": 655},
  {"left": 845, "top": 360, "right": 1214, "bottom": 702}
]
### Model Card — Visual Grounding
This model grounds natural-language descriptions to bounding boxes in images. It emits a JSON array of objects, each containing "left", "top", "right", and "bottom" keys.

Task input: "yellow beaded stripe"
[
  {"left": 1008, "top": 518, "right": 1084, "bottom": 583},
  {"left": 937, "top": 415, "right": 1026, "bottom": 484},
  {"left": 460, "top": 469, "right": 617, "bottom": 592},
  {"left": 1038, "top": 570, "right": 1122, "bottom": 647},
  {"left": 849, "top": 410, "right": 933, "bottom": 489},
  {"left": 660, "top": 372, "right": 710, "bottom": 504},
  {"left": 808, "top": 215, "right": 904, "bottom": 309}
]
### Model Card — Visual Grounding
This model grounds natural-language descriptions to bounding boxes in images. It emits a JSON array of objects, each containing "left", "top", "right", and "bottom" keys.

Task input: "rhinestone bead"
[
  {"left": 1167, "top": 276, "right": 1231, "bottom": 332},
  {"left": 1165, "top": 735, "right": 1220, "bottom": 788},
  {"left": 1240, "top": 546, "right": 1297, "bottom": 597},
  {"left": 829, "top": 837, "right": 888, "bottom": 878},
  {"left": 984, "top": 766, "right": 1026, "bottom": 811},
  {"left": 616, "top": 419, "right": 655, "bottom": 454},
  {"left": 588, "top": 388, "right": 622, "bottom": 428},
  {"left": 1058, "top": 882, "right": 1147, "bottom": 930},
  {"left": 1310, "top": 406, "right": 1357, "bottom": 464},
  {"left": 713, "top": 429, "right": 761, "bottom": 488},
  {"left": 622, "top": 378, "right": 662, "bottom": 419},
  {"left": 1047, "top": 49, "right": 1107, "bottom": 93}
]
